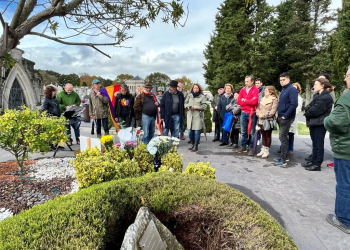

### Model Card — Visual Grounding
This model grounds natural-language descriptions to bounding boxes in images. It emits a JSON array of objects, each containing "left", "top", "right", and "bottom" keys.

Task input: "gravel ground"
[{"left": 0, "top": 158, "right": 78, "bottom": 221}]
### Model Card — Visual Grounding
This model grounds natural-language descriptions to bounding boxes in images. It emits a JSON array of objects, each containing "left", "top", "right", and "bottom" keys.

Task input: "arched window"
[{"left": 8, "top": 78, "right": 26, "bottom": 109}]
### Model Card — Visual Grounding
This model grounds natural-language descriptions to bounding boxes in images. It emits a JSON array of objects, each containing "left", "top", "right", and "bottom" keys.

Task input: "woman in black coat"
[
  {"left": 303, "top": 78, "right": 334, "bottom": 171},
  {"left": 41, "top": 85, "right": 61, "bottom": 117},
  {"left": 114, "top": 84, "right": 135, "bottom": 127}
]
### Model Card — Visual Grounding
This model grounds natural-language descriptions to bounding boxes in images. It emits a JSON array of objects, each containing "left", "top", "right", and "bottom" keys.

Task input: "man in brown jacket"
[
  {"left": 134, "top": 83, "right": 159, "bottom": 144},
  {"left": 89, "top": 79, "right": 110, "bottom": 137}
]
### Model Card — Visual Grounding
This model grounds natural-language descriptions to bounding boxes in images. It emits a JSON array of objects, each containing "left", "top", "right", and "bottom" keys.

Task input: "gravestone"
[{"left": 120, "top": 207, "right": 184, "bottom": 250}]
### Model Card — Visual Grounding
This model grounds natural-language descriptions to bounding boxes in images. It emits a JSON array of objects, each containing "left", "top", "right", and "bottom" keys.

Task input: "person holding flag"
[
  {"left": 236, "top": 75, "right": 259, "bottom": 156},
  {"left": 134, "top": 83, "right": 160, "bottom": 144}
]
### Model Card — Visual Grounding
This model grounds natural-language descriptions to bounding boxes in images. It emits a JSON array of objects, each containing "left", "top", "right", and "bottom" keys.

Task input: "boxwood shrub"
[{"left": 0, "top": 173, "right": 297, "bottom": 249}]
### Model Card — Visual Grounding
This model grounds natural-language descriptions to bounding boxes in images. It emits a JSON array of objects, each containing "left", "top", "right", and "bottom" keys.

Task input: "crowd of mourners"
[{"left": 40, "top": 68, "right": 350, "bottom": 234}]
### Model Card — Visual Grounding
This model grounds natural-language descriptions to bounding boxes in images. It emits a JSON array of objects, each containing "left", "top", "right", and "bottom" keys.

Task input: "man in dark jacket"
[
  {"left": 274, "top": 72, "right": 298, "bottom": 166},
  {"left": 134, "top": 83, "right": 159, "bottom": 144},
  {"left": 324, "top": 66, "right": 350, "bottom": 234},
  {"left": 160, "top": 80, "right": 184, "bottom": 138},
  {"left": 177, "top": 82, "right": 187, "bottom": 140},
  {"left": 211, "top": 86, "right": 224, "bottom": 142}
]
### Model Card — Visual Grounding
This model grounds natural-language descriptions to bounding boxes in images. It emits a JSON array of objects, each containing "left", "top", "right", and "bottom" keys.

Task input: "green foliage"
[
  {"left": 58, "top": 73, "right": 80, "bottom": 87},
  {"left": 175, "top": 76, "right": 193, "bottom": 91},
  {"left": 0, "top": 173, "right": 297, "bottom": 249},
  {"left": 0, "top": 107, "right": 67, "bottom": 171},
  {"left": 114, "top": 74, "right": 134, "bottom": 84},
  {"left": 133, "top": 144, "right": 154, "bottom": 173},
  {"left": 159, "top": 150, "right": 183, "bottom": 173},
  {"left": 203, "top": 104, "right": 212, "bottom": 133},
  {"left": 145, "top": 72, "right": 171, "bottom": 87},
  {"left": 184, "top": 162, "right": 216, "bottom": 179},
  {"left": 73, "top": 147, "right": 130, "bottom": 188}
]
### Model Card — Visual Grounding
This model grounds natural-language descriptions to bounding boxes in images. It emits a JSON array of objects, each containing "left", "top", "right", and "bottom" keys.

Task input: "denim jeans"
[
  {"left": 188, "top": 129, "right": 201, "bottom": 142},
  {"left": 95, "top": 118, "right": 109, "bottom": 136},
  {"left": 222, "top": 128, "right": 230, "bottom": 144},
  {"left": 180, "top": 118, "right": 185, "bottom": 137},
  {"left": 334, "top": 157, "right": 350, "bottom": 226},
  {"left": 310, "top": 125, "right": 327, "bottom": 167},
  {"left": 240, "top": 112, "right": 257, "bottom": 149},
  {"left": 142, "top": 113, "right": 156, "bottom": 144},
  {"left": 277, "top": 116, "right": 294, "bottom": 160},
  {"left": 163, "top": 114, "right": 180, "bottom": 138},
  {"left": 66, "top": 122, "right": 80, "bottom": 142},
  {"left": 288, "top": 132, "right": 294, "bottom": 152}
]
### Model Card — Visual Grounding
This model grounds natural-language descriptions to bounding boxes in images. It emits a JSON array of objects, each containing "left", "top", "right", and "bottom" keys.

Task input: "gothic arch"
[{"left": 2, "top": 63, "right": 38, "bottom": 110}]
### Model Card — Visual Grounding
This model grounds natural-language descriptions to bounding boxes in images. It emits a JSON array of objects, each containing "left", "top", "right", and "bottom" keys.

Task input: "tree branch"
[
  {"left": 18, "top": 0, "right": 38, "bottom": 25},
  {"left": 1, "top": 0, "right": 15, "bottom": 15},
  {"left": 10, "top": 0, "right": 26, "bottom": 29},
  {"left": 28, "top": 31, "right": 131, "bottom": 58}
]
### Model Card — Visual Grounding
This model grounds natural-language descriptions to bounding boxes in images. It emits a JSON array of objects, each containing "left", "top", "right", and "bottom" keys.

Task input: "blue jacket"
[
  {"left": 160, "top": 91, "right": 184, "bottom": 129},
  {"left": 277, "top": 83, "right": 298, "bottom": 119}
]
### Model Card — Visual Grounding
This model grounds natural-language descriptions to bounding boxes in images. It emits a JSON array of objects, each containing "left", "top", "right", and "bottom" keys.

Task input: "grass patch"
[
  {"left": 0, "top": 173, "right": 297, "bottom": 250},
  {"left": 272, "top": 122, "right": 309, "bottom": 135}
]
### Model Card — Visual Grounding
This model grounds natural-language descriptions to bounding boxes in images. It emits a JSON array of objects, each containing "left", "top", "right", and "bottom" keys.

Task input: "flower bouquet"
[
  {"left": 100, "top": 135, "right": 114, "bottom": 151},
  {"left": 115, "top": 119, "right": 136, "bottom": 149}
]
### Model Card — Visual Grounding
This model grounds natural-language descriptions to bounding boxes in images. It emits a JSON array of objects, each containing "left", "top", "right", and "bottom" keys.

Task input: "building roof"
[{"left": 131, "top": 75, "right": 143, "bottom": 81}]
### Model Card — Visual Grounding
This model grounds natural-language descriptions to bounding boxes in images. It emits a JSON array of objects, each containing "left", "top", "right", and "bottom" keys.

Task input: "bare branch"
[
  {"left": 0, "top": 12, "right": 5, "bottom": 28},
  {"left": 10, "top": 0, "right": 26, "bottom": 29},
  {"left": 1, "top": 0, "right": 15, "bottom": 15},
  {"left": 18, "top": 0, "right": 38, "bottom": 25},
  {"left": 28, "top": 31, "right": 131, "bottom": 58}
]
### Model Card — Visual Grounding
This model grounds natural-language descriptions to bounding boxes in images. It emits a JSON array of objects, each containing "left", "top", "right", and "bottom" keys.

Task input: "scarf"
[
  {"left": 260, "top": 95, "right": 275, "bottom": 106},
  {"left": 192, "top": 92, "right": 201, "bottom": 97}
]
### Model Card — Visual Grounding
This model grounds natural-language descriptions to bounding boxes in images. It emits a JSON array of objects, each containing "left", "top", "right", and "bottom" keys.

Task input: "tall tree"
[
  {"left": 114, "top": 74, "right": 134, "bottom": 84},
  {"left": 145, "top": 72, "right": 171, "bottom": 87},
  {"left": 58, "top": 73, "right": 80, "bottom": 87},
  {"left": 0, "top": 1, "right": 187, "bottom": 58},
  {"left": 37, "top": 69, "right": 61, "bottom": 86},
  {"left": 203, "top": 0, "right": 274, "bottom": 92},
  {"left": 328, "top": 0, "right": 350, "bottom": 92}
]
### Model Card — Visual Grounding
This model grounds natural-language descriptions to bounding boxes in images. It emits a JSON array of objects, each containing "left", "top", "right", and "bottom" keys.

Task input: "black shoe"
[
  {"left": 219, "top": 142, "right": 228, "bottom": 146},
  {"left": 191, "top": 142, "right": 199, "bottom": 152},
  {"left": 305, "top": 154, "right": 313, "bottom": 161},
  {"left": 301, "top": 162, "right": 312, "bottom": 167},
  {"left": 305, "top": 165, "right": 321, "bottom": 171},
  {"left": 212, "top": 138, "right": 220, "bottom": 142},
  {"left": 188, "top": 140, "right": 192, "bottom": 144},
  {"left": 188, "top": 141, "right": 194, "bottom": 150}
]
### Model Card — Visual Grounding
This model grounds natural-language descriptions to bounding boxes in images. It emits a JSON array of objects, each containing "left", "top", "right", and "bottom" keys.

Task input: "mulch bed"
[{"left": 0, "top": 160, "right": 75, "bottom": 216}]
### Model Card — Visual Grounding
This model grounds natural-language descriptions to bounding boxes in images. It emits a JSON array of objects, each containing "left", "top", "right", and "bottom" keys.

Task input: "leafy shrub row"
[{"left": 0, "top": 173, "right": 296, "bottom": 249}]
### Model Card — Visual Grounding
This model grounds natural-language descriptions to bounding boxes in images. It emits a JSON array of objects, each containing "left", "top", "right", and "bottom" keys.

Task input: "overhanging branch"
[{"left": 29, "top": 31, "right": 131, "bottom": 58}]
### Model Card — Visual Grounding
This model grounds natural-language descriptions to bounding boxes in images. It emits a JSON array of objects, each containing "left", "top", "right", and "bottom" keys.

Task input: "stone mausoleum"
[{"left": 0, "top": 48, "right": 44, "bottom": 110}]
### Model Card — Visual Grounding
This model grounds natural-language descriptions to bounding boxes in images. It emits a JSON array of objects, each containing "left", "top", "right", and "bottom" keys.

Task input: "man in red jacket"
[{"left": 236, "top": 75, "right": 259, "bottom": 155}]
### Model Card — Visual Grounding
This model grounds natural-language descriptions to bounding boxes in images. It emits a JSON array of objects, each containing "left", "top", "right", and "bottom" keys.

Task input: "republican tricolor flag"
[{"left": 100, "top": 85, "right": 120, "bottom": 130}]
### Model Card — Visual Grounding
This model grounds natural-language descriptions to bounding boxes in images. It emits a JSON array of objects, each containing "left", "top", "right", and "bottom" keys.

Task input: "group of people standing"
[{"left": 212, "top": 73, "right": 335, "bottom": 170}]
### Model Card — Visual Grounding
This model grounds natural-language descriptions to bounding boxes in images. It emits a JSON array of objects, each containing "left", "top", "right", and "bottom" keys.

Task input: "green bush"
[
  {"left": 184, "top": 161, "right": 216, "bottom": 179},
  {"left": 159, "top": 150, "right": 183, "bottom": 173},
  {"left": 0, "top": 173, "right": 296, "bottom": 249}
]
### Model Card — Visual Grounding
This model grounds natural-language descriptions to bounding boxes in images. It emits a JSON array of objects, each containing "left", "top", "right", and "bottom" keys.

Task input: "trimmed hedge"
[{"left": 0, "top": 173, "right": 297, "bottom": 249}]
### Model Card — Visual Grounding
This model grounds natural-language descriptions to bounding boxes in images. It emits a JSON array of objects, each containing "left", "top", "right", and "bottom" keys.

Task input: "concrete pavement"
[{"left": 1, "top": 124, "right": 349, "bottom": 249}]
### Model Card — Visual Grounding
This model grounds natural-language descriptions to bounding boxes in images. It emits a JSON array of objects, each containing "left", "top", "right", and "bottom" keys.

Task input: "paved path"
[{"left": 1, "top": 125, "right": 349, "bottom": 249}]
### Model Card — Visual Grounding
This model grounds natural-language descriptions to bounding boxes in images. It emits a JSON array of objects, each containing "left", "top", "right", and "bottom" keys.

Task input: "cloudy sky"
[{"left": 1, "top": 0, "right": 342, "bottom": 85}]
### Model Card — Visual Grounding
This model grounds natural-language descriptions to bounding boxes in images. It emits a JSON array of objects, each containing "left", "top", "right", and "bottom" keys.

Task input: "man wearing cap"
[
  {"left": 160, "top": 80, "right": 184, "bottom": 138},
  {"left": 89, "top": 79, "right": 110, "bottom": 137},
  {"left": 134, "top": 83, "right": 159, "bottom": 144},
  {"left": 211, "top": 86, "right": 225, "bottom": 142},
  {"left": 56, "top": 83, "right": 81, "bottom": 145}
]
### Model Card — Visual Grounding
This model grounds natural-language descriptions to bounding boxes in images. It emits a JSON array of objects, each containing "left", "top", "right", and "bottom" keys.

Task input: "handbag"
[
  {"left": 263, "top": 119, "right": 271, "bottom": 130},
  {"left": 222, "top": 112, "right": 233, "bottom": 132}
]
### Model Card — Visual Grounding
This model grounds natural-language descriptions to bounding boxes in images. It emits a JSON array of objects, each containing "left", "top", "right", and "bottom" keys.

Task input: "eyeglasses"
[{"left": 344, "top": 74, "right": 350, "bottom": 78}]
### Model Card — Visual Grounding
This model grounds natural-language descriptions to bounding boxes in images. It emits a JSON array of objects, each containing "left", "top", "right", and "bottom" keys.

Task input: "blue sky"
[{"left": 0, "top": 0, "right": 342, "bottom": 84}]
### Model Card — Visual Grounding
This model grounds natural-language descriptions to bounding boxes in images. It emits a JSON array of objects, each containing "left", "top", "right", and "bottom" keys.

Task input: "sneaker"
[
  {"left": 305, "top": 154, "right": 313, "bottom": 161},
  {"left": 233, "top": 144, "right": 238, "bottom": 148},
  {"left": 180, "top": 135, "right": 185, "bottom": 140},
  {"left": 67, "top": 141, "right": 72, "bottom": 146},
  {"left": 274, "top": 157, "right": 281, "bottom": 162},
  {"left": 274, "top": 159, "right": 287, "bottom": 166},
  {"left": 305, "top": 165, "right": 321, "bottom": 171},
  {"left": 219, "top": 142, "right": 228, "bottom": 146},
  {"left": 301, "top": 162, "right": 312, "bottom": 167},
  {"left": 247, "top": 149, "right": 254, "bottom": 156},
  {"left": 227, "top": 143, "right": 234, "bottom": 148},
  {"left": 326, "top": 214, "right": 350, "bottom": 234},
  {"left": 236, "top": 147, "right": 247, "bottom": 153},
  {"left": 327, "top": 162, "right": 334, "bottom": 168}
]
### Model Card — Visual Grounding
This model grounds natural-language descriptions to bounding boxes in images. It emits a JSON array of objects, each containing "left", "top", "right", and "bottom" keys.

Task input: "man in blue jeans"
[
  {"left": 89, "top": 79, "right": 110, "bottom": 138},
  {"left": 324, "top": 66, "right": 350, "bottom": 234},
  {"left": 274, "top": 73, "right": 298, "bottom": 166},
  {"left": 160, "top": 80, "right": 184, "bottom": 138},
  {"left": 134, "top": 83, "right": 159, "bottom": 144}
]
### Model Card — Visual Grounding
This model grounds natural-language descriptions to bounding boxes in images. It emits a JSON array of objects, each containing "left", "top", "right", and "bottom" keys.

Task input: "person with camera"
[{"left": 185, "top": 83, "right": 207, "bottom": 152}]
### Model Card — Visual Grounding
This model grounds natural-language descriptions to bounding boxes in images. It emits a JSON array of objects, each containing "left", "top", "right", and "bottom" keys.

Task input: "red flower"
[{"left": 137, "top": 130, "right": 141, "bottom": 135}]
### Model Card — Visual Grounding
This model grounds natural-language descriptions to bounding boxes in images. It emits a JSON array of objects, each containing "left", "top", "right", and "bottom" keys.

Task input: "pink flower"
[{"left": 115, "top": 143, "right": 121, "bottom": 148}]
